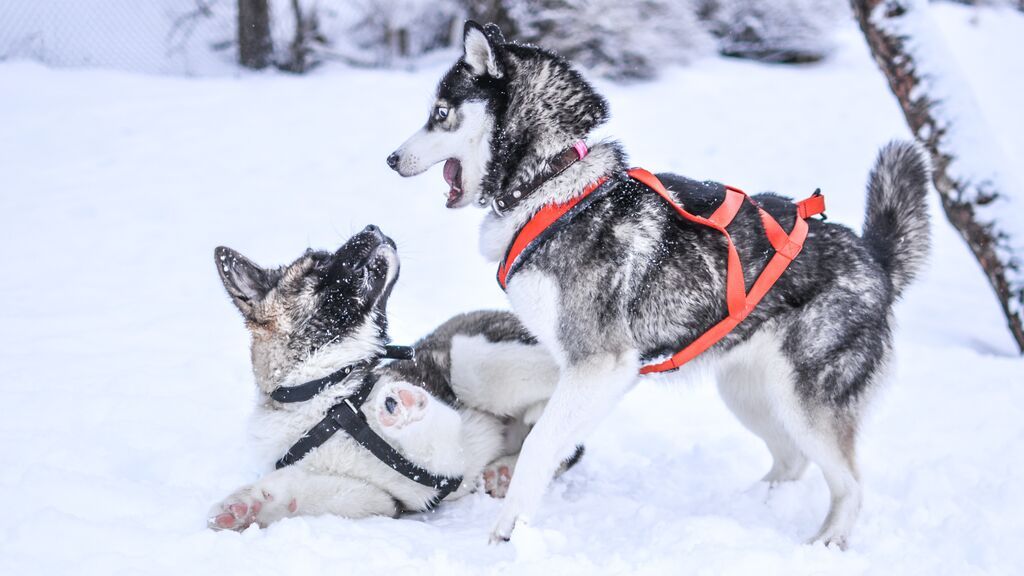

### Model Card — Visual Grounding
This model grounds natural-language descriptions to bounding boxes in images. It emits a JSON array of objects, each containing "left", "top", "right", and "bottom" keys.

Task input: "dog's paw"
[
  {"left": 376, "top": 382, "right": 429, "bottom": 431},
  {"left": 208, "top": 486, "right": 297, "bottom": 531},
  {"left": 808, "top": 529, "right": 849, "bottom": 551},
  {"left": 482, "top": 456, "right": 516, "bottom": 499},
  {"left": 488, "top": 505, "right": 522, "bottom": 544}
]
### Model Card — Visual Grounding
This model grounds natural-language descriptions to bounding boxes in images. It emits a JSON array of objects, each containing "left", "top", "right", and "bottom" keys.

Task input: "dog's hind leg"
[
  {"left": 761, "top": 434, "right": 809, "bottom": 484},
  {"left": 718, "top": 326, "right": 863, "bottom": 549},
  {"left": 448, "top": 334, "right": 561, "bottom": 418},
  {"left": 716, "top": 330, "right": 809, "bottom": 485},
  {"left": 801, "top": 418, "right": 861, "bottom": 550},
  {"left": 208, "top": 466, "right": 399, "bottom": 530},
  {"left": 778, "top": 282, "right": 891, "bottom": 550}
]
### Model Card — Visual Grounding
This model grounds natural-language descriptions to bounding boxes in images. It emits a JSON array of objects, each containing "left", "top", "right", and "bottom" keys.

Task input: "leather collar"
[{"left": 491, "top": 140, "right": 588, "bottom": 217}]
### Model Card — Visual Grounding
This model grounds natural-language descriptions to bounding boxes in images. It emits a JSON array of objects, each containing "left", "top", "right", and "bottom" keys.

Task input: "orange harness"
[{"left": 497, "top": 168, "right": 826, "bottom": 374}]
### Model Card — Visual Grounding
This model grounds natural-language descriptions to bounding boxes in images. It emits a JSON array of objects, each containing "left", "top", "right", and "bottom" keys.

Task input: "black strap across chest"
[
  {"left": 269, "top": 361, "right": 372, "bottom": 403},
  {"left": 269, "top": 345, "right": 415, "bottom": 403},
  {"left": 270, "top": 345, "right": 462, "bottom": 510}
]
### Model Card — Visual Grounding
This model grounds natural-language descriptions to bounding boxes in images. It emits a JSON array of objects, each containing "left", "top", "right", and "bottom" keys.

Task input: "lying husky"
[
  {"left": 209, "top": 225, "right": 573, "bottom": 529},
  {"left": 386, "top": 22, "right": 931, "bottom": 548}
]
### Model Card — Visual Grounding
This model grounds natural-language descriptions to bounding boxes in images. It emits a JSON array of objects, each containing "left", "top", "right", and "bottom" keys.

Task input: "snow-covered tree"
[
  {"left": 312, "top": 0, "right": 460, "bottom": 66},
  {"left": 508, "top": 0, "right": 712, "bottom": 81},
  {"left": 699, "top": 0, "right": 847, "bottom": 63},
  {"left": 852, "top": 0, "right": 1024, "bottom": 352},
  {"left": 235, "top": 0, "right": 460, "bottom": 70}
]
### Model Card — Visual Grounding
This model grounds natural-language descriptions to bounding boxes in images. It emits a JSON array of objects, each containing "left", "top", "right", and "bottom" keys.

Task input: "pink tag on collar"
[{"left": 573, "top": 140, "right": 589, "bottom": 159}]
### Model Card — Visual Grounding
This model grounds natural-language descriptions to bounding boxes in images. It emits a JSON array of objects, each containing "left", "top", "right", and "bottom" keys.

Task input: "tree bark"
[
  {"left": 238, "top": 0, "right": 273, "bottom": 69},
  {"left": 851, "top": 0, "right": 1024, "bottom": 352}
]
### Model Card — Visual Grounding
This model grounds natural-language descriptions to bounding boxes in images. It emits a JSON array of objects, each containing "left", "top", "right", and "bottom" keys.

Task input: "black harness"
[{"left": 271, "top": 344, "right": 463, "bottom": 510}]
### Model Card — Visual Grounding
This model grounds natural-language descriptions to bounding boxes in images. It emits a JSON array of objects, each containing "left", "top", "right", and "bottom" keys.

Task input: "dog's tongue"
[
  {"left": 443, "top": 158, "right": 463, "bottom": 208},
  {"left": 443, "top": 158, "right": 459, "bottom": 187}
]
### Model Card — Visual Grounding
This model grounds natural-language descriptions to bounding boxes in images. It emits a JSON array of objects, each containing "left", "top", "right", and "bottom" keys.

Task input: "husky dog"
[
  {"left": 386, "top": 22, "right": 931, "bottom": 548},
  {"left": 209, "top": 226, "right": 569, "bottom": 530}
]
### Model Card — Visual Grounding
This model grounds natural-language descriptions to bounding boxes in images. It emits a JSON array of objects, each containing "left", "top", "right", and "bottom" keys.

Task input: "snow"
[
  {"left": 1, "top": 4, "right": 1023, "bottom": 575},
  {"left": 874, "top": 0, "right": 1024, "bottom": 303}
]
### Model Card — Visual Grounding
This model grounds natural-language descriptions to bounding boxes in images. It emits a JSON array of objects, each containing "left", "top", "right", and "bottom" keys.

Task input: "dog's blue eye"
[
  {"left": 435, "top": 106, "right": 449, "bottom": 120},
  {"left": 384, "top": 396, "right": 398, "bottom": 414}
]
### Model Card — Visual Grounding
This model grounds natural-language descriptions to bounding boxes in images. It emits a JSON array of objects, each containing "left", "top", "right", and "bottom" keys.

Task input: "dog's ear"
[
  {"left": 483, "top": 23, "right": 505, "bottom": 44},
  {"left": 463, "top": 20, "right": 503, "bottom": 78},
  {"left": 215, "top": 246, "right": 272, "bottom": 319}
]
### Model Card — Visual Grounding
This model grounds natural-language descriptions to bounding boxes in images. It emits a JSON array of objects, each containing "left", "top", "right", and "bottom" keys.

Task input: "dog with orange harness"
[{"left": 386, "top": 21, "right": 931, "bottom": 549}]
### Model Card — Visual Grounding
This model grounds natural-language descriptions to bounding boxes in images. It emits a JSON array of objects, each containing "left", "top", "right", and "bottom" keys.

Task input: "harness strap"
[
  {"left": 497, "top": 176, "right": 613, "bottom": 289},
  {"left": 270, "top": 361, "right": 370, "bottom": 403},
  {"left": 270, "top": 345, "right": 416, "bottom": 403},
  {"left": 272, "top": 344, "right": 463, "bottom": 510},
  {"left": 630, "top": 168, "right": 822, "bottom": 373},
  {"left": 497, "top": 167, "right": 826, "bottom": 375},
  {"left": 274, "top": 381, "right": 462, "bottom": 509}
]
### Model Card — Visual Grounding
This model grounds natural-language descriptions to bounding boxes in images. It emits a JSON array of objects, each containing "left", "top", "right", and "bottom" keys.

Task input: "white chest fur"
[{"left": 504, "top": 270, "right": 566, "bottom": 368}]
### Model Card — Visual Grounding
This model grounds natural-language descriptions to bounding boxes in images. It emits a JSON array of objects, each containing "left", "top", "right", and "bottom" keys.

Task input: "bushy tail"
[{"left": 862, "top": 141, "right": 932, "bottom": 297}]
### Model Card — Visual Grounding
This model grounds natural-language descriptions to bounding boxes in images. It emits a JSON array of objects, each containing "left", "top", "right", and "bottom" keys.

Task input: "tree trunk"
[
  {"left": 851, "top": 0, "right": 1024, "bottom": 352},
  {"left": 238, "top": 0, "right": 273, "bottom": 69},
  {"left": 282, "top": 0, "right": 318, "bottom": 72}
]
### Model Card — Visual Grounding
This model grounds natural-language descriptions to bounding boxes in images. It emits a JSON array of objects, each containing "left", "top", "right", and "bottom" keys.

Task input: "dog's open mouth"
[{"left": 443, "top": 158, "right": 463, "bottom": 208}]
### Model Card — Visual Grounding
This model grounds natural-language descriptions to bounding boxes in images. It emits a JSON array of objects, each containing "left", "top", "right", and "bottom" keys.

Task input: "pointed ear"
[
  {"left": 463, "top": 20, "right": 503, "bottom": 78},
  {"left": 483, "top": 23, "right": 505, "bottom": 44},
  {"left": 215, "top": 246, "right": 272, "bottom": 319}
]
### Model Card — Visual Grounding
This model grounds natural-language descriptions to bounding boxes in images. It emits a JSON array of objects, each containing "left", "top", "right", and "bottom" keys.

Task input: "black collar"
[
  {"left": 491, "top": 141, "right": 587, "bottom": 216},
  {"left": 269, "top": 345, "right": 414, "bottom": 403},
  {"left": 270, "top": 343, "right": 463, "bottom": 510}
]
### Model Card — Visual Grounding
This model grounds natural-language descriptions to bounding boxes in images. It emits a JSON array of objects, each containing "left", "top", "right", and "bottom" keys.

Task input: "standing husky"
[
  {"left": 386, "top": 22, "right": 931, "bottom": 548},
  {"left": 210, "top": 226, "right": 568, "bottom": 529}
]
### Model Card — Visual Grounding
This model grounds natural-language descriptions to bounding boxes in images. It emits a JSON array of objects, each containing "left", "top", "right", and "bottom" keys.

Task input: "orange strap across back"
[{"left": 497, "top": 168, "right": 826, "bottom": 375}]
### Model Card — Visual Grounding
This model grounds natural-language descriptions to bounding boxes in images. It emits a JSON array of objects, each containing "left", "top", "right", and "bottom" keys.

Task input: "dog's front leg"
[{"left": 489, "top": 351, "right": 638, "bottom": 542}]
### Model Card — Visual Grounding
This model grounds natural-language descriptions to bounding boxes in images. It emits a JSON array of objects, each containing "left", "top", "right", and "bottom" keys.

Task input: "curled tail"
[{"left": 862, "top": 141, "right": 932, "bottom": 297}]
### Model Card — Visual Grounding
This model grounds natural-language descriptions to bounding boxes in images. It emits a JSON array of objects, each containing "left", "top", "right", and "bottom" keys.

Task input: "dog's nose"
[
  {"left": 364, "top": 224, "right": 382, "bottom": 236},
  {"left": 386, "top": 152, "right": 400, "bottom": 170}
]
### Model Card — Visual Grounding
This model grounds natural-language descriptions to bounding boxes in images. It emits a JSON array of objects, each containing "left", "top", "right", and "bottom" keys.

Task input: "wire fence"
[{"left": 0, "top": 0, "right": 242, "bottom": 75}]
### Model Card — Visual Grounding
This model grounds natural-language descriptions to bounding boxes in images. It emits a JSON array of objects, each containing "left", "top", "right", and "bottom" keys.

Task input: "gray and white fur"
[
  {"left": 209, "top": 226, "right": 568, "bottom": 530},
  {"left": 387, "top": 21, "right": 932, "bottom": 549}
]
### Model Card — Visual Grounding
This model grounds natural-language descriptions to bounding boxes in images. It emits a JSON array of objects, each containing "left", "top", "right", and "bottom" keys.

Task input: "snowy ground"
[{"left": 2, "top": 4, "right": 1023, "bottom": 575}]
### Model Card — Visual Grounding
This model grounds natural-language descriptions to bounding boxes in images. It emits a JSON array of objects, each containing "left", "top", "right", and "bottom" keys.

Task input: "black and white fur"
[
  {"left": 387, "top": 22, "right": 932, "bottom": 549},
  {"left": 209, "top": 226, "right": 566, "bottom": 530}
]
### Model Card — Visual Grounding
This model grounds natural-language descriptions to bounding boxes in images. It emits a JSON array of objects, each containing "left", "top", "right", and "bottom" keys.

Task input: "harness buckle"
[
  {"left": 343, "top": 398, "right": 359, "bottom": 415},
  {"left": 797, "top": 189, "right": 827, "bottom": 220}
]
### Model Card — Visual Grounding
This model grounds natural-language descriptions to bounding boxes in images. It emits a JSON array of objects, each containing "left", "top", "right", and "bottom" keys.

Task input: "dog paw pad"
[
  {"left": 483, "top": 464, "right": 513, "bottom": 498},
  {"left": 377, "top": 384, "right": 429, "bottom": 430}
]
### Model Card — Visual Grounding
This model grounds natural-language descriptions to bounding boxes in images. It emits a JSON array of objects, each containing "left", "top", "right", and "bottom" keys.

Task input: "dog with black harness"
[
  {"left": 209, "top": 226, "right": 578, "bottom": 530},
  {"left": 386, "top": 21, "right": 932, "bottom": 548}
]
